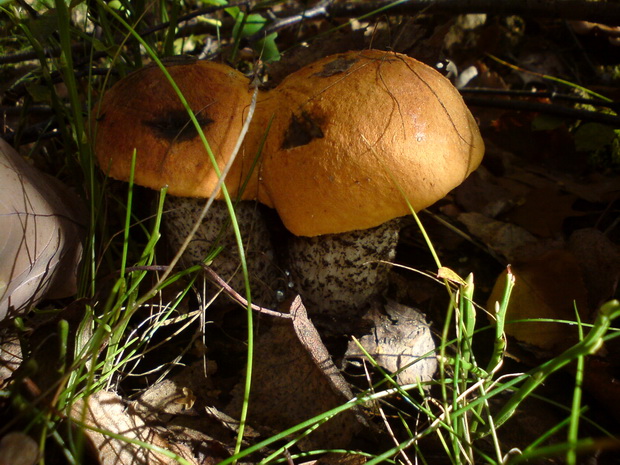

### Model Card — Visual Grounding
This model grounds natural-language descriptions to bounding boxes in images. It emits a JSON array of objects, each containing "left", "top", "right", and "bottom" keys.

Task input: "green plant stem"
[
  {"left": 96, "top": 4, "right": 255, "bottom": 458},
  {"left": 485, "top": 268, "right": 514, "bottom": 375},
  {"left": 566, "top": 309, "right": 586, "bottom": 465},
  {"left": 491, "top": 300, "right": 620, "bottom": 432}
]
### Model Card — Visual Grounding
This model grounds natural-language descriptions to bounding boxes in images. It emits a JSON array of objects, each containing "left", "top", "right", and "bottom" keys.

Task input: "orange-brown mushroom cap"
[
  {"left": 92, "top": 57, "right": 260, "bottom": 199},
  {"left": 258, "top": 50, "right": 485, "bottom": 237}
]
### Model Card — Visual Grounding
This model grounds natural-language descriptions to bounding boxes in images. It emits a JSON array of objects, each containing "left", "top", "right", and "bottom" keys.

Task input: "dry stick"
[
  {"left": 244, "top": 0, "right": 620, "bottom": 41},
  {"left": 200, "top": 264, "right": 292, "bottom": 319},
  {"left": 3, "top": 0, "right": 620, "bottom": 67},
  {"left": 464, "top": 96, "right": 620, "bottom": 127},
  {"left": 328, "top": 0, "right": 620, "bottom": 26},
  {"left": 121, "top": 264, "right": 291, "bottom": 319}
]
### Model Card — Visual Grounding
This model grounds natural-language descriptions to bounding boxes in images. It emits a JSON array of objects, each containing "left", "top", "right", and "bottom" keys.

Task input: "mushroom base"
[
  {"left": 287, "top": 219, "right": 400, "bottom": 320},
  {"left": 164, "top": 198, "right": 280, "bottom": 307}
]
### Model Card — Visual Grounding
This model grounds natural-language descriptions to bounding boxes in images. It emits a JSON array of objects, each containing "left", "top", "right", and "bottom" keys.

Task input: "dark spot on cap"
[
  {"left": 282, "top": 111, "right": 324, "bottom": 149},
  {"left": 144, "top": 109, "right": 213, "bottom": 142},
  {"left": 313, "top": 55, "right": 358, "bottom": 78}
]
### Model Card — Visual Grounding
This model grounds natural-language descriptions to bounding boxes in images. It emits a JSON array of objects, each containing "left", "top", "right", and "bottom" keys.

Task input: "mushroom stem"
[
  {"left": 287, "top": 219, "right": 400, "bottom": 319},
  {"left": 164, "top": 198, "right": 280, "bottom": 307}
]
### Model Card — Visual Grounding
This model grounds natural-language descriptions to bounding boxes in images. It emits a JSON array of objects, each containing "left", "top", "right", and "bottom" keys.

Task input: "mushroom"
[
  {"left": 92, "top": 56, "right": 279, "bottom": 306},
  {"left": 256, "top": 50, "right": 485, "bottom": 319}
]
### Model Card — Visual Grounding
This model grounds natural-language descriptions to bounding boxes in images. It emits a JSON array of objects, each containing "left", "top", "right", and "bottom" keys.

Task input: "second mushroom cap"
[{"left": 258, "top": 50, "right": 485, "bottom": 237}]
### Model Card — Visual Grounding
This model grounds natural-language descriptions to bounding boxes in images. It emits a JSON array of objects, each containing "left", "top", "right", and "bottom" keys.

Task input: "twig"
[
  {"left": 4, "top": 0, "right": 620, "bottom": 67},
  {"left": 201, "top": 264, "right": 291, "bottom": 319},
  {"left": 249, "top": 0, "right": 620, "bottom": 43},
  {"left": 106, "top": 264, "right": 290, "bottom": 318},
  {"left": 464, "top": 96, "right": 620, "bottom": 127},
  {"left": 328, "top": 0, "right": 620, "bottom": 26},
  {"left": 461, "top": 88, "right": 620, "bottom": 112}
]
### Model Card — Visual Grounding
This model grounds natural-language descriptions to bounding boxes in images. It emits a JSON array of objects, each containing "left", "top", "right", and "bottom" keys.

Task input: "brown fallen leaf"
[
  {"left": 0, "top": 331, "right": 22, "bottom": 387},
  {"left": 130, "top": 362, "right": 243, "bottom": 463},
  {"left": 344, "top": 301, "right": 437, "bottom": 386},
  {"left": 226, "top": 296, "right": 366, "bottom": 450},
  {"left": 568, "top": 228, "right": 620, "bottom": 310},
  {"left": 0, "top": 432, "right": 39, "bottom": 465},
  {"left": 0, "top": 138, "right": 85, "bottom": 319},
  {"left": 505, "top": 186, "right": 582, "bottom": 238},
  {"left": 487, "top": 249, "right": 589, "bottom": 356},
  {"left": 71, "top": 390, "right": 198, "bottom": 465},
  {"left": 458, "top": 212, "right": 538, "bottom": 262}
]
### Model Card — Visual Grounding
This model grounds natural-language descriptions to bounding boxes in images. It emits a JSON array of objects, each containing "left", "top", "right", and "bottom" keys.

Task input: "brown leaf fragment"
[
  {"left": 227, "top": 296, "right": 366, "bottom": 450},
  {"left": 568, "top": 228, "right": 620, "bottom": 310},
  {"left": 71, "top": 390, "right": 198, "bottom": 465},
  {"left": 487, "top": 249, "right": 589, "bottom": 356},
  {"left": 506, "top": 187, "right": 582, "bottom": 238},
  {"left": 582, "top": 357, "right": 620, "bottom": 423},
  {"left": 0, "top": 331, "right": 22, "bottom": 387},
  {"left": 133, "top": 379, "right": 202, "bottom": 421},
  {"left": 0, "top": 138, "right": 85, "bottom": 319},
  {"left": 344, "top": 301, "right": 437, "bottom": 386},
  {"left": 453, "top": 167, "right": 515, "bottom": 218},
  {"left": 312, "top": 452, "right": 367, "bottom": 465},
  {"left": 130, "top": 362, "right": 244, "bottom": 463},
  {"left": 458, "top": 212, "right": 538, "bottom": 261},
  {"left": 0, "top": 432, "right": 39, "bottom": 465}
]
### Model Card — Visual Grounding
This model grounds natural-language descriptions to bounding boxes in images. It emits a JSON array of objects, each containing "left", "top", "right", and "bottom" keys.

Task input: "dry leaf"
[
  {"left": 505, "top": 187, "right": 582, "bottom": 238},
  {"left": 487, "top": 249, "right": 589, "bottom": 355},
  {"left": 0, "top": 331, "right": 22, "bottom": 387},
  {"left": 71, "top": 390, "right": 198, "bottom": 465},
  {"left": 130, "top": 362, "right": 241, "bottom": 463},
  {"left": 0, "top": 138, "right": 85, "bottom": 319},
  {"left": 344, "top": 301, "right": 437, "bottom": 386},
  {"left": 568, "top": 228, "right": 620, "bottom": 310},
  {"left": 226, "top": 296, "right": 365, "bottom": 450},
  {"left": 0, "top": 432, "right": 39, "bottom": 465},
  {"left": 458, "top": 212, "right": 538, "bottom": 261}
]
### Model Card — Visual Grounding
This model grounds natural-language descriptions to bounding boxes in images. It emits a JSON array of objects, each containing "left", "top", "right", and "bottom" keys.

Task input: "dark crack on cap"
[
  {"left": 313, "top": 55, "right": 358, "bottom": 77},
  {"left": 282, "top": 111, "right": 324, "bottom": 149}
]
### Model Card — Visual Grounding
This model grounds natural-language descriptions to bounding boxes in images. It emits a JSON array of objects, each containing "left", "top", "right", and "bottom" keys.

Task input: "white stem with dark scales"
[
  {"left": 287, "top": 219, "right": 400, "bottom": 319},
  {"left": 164, "top": 198, "right": 280, "bottom": 307}
]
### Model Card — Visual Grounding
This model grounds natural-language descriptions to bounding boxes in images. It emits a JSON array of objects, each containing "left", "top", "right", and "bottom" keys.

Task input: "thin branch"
[
  {"left": 247, "top": 0, "right": 620, "bottom": 43},
  {"left": 201, "top": 265, "right": 291, "bottom": 319},
  {"left": 3, "top": 0, "right": 620, "bottom": 66},
  {"left": 464, "top": 95, "right": 620, "bottom": 127},
  {"left": 327, "top": 0, "right": 620, "bottom": 26},
  {"left": 461, "top": 88, "right": 620, "bottom": 113}
]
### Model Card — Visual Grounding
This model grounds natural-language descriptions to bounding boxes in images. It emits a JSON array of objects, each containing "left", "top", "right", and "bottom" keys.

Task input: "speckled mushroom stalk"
[
  {"left": 164, "top": 198, "right": 280, "bottom": 307},
  {"left": 287, "top": 219, "right": 400, "bottom": 318}
]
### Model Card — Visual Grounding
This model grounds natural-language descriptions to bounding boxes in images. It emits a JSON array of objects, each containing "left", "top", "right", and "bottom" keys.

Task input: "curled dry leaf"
[
  {"left": 344, "top": 301, "right": 437, "bottom": 386},
  {"left": 0, "top": 138, "right": 85, "bottom": 319},
  {"left": 71, "top": 390, "right": 198, "bottom": 465}
]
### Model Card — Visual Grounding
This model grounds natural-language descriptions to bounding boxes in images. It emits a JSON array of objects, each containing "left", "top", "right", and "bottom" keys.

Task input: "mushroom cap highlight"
[
  {"left": 92, "top": 57, "right": 259, "bottom": 199},
  {"left": 258, "top": 50, "right": 485, "bottom": 236}
]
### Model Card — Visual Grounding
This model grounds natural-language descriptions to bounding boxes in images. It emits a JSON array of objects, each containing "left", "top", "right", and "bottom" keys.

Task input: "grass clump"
[{"left": 1, "top": 1, "right": 619, "bottom": 464}]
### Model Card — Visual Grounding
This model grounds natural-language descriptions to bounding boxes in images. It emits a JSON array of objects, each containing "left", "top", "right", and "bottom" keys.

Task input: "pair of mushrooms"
[{"left": 93, "top": 50, "right": 484, "bottom": 320}]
